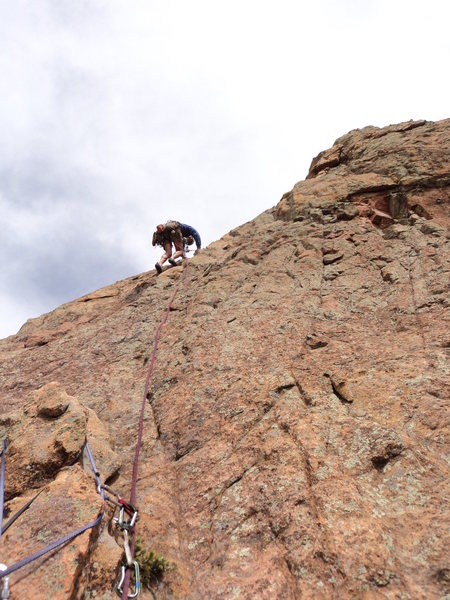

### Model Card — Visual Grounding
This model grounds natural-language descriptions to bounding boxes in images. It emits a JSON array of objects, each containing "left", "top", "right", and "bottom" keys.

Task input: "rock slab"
[{"left": 0, "top": 118, "right": 449, "bottom": 599}]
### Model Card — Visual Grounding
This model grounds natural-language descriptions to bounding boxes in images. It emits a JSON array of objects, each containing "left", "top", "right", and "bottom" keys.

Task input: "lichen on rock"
[{"left": 0, "top": 118, "right": 449, "bottom": 599}]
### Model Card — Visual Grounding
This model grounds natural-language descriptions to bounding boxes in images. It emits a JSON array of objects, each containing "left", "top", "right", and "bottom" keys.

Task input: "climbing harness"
[
  {"left": 0, "top": 439, "right": 105, "bottom": 590},
  {"left": 119, "top": 259, "right": 189, "bottom": 599}
]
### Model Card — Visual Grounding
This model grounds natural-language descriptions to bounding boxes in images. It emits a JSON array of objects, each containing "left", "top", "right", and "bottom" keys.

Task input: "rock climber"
[
  {"left": 170, "top": 224, "right": 201, "bottom": 264},
  {"left": 152, "top": 221, "right": 201, "bottom": 274}
]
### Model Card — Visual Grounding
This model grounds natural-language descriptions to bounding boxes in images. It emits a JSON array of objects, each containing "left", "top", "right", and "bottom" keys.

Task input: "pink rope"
[{"left": 122, "top": 261, "right": 189, "bottom": 598}]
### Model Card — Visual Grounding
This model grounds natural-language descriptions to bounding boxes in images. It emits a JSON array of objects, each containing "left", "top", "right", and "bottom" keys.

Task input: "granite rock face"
[
  {"left": 278, "top": 118, "right": 450, "bottom": 230},
  {"left": 0, "top": 119, "right": 449, "bottom": 599}
]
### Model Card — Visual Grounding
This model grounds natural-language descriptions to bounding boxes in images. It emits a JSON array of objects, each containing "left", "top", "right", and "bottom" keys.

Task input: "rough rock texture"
[{"left": 0, "top": 119, "right": 449, "bottom": 599}]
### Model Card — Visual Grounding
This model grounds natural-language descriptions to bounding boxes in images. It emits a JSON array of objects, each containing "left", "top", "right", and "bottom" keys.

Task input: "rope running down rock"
[{"left": 121, "top": 260, "right": 189, "bottom": 599}]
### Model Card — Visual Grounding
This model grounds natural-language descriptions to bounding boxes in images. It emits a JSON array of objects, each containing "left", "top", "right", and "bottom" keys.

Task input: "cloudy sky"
[{"left": 1, "top": 0, "right": 449, "bottom": 338}]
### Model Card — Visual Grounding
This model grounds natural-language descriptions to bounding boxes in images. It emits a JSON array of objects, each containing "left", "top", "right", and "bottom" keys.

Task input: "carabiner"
[
  {"left": 117, "top": 502, "right": 138, "bottom": 531},
  {"left": 0, "top": 564, "right": 10, "bottom": 600},
  {"left": 118, "top": 499, "right": 138, "bottom": 519},
  {"left": 116, "top": 561, "right": 141, "bottom": 598}
]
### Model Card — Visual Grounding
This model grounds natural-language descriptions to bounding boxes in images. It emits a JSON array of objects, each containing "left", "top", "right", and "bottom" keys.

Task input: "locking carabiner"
[{"left": 116, "top": 561, "right": 141, "bottom": 598}]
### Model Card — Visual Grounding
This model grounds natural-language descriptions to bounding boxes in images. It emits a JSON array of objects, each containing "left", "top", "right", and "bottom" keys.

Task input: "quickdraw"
[{"left": 99, "top": 484, "right": 141, "bottom": 598}]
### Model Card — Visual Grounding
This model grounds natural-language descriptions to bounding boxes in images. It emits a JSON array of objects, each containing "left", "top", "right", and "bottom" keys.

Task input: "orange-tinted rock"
[
  {"left": 277, "top": 118, "right": 450, "bottom": 229},
  {"left": 0, "top": 119, "right": 449, "bottom": 599},
  {"left": 36, "top": 381, "right": 70, "bottom": 417},
  {"left": 1, "top": 382, "right": 120, "bottom": 499},
  {"left": 1, "top": 466, "right": 103, "bottom": 599}
]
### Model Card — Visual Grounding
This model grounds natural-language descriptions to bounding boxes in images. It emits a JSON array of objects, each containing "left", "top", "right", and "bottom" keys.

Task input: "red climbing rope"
[{"left": 122, "top": 261, "right": 189, "bottom": 599}]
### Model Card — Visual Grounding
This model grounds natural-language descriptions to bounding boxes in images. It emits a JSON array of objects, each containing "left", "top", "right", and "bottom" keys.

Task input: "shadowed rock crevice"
[{"left": 371, "top": 443, "right": 403, "bottom": 471}]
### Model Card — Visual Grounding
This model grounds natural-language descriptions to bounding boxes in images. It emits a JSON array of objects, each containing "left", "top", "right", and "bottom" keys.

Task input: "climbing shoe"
[
  {"left": 155, "top": 263, "right": 162, "bottom": 274},
  {"left": 168, "top": 258, "right": 177, "bottom": 267}
]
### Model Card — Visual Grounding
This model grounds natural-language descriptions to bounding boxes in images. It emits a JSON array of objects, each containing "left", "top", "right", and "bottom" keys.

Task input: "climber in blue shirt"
[
  {"left": 179, "top": 223, "right": 201, "bottom": 249},
  {"left": 153, "top": 221, "right": 201, "bottom": 270}
]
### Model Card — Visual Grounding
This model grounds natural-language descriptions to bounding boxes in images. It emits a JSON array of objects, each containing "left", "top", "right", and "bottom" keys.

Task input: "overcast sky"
[{"left": 1, "top": 0, "right": 449, "bottom": 338}]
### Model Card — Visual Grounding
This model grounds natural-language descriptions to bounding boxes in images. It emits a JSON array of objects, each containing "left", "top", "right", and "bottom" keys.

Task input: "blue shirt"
[{"left": 180, "top": 223, "right": 201, "bottom": 248}]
